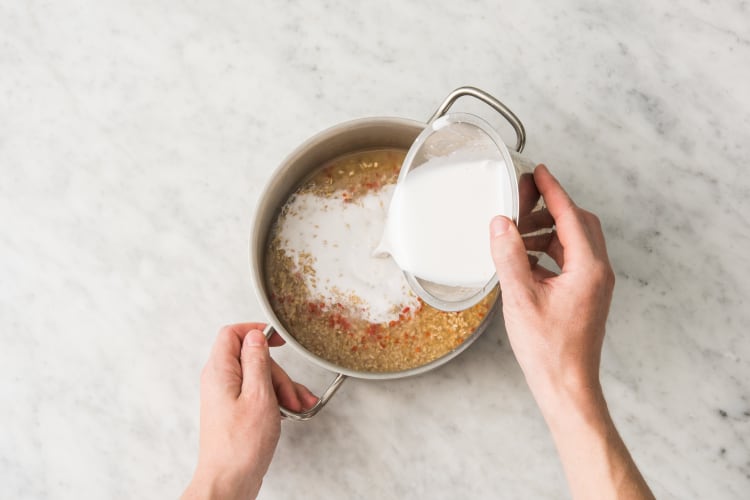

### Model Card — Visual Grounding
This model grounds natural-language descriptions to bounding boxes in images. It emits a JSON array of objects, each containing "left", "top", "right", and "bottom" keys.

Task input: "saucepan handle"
[
  {"left": 263, "top": 324, "right": 348, "bottom": 421},
  {"left": 428, "top": 86, "right": 527, "bottom": 153}
]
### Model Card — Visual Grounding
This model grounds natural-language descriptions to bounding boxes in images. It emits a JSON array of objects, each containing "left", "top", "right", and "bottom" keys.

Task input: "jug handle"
[
  {"left": 428, "top": 86, "right": 526, "bottom": 153},
  {"left": 263, "top": 324, "right": 348, "bottom": 421}
]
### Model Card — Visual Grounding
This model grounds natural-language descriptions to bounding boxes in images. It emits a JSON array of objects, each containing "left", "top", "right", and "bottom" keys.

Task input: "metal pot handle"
[
  {"left": 263, "top": 324, "right": 348, "bottom": 421},
  {"left": 427, "top": 86, "right": 527, "bottom": 153}
]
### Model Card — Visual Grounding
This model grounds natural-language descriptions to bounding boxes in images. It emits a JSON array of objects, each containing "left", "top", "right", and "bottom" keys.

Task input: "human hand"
[
  {"left": 183, "top": 323, "right": 318, "bottom": 500},
  {"left": 489, "top": 165, "right": 615, "bottom": 414},
  {"left": 489, "top": 166, "right": 654, "bottom": 499}
]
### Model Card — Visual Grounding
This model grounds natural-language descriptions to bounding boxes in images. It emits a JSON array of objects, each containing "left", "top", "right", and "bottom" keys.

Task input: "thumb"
[
  {"left": 489, "top": 216, "right": 534, "bottom": 294},
  {"left": 240, "top": 329, "right": 274, "bottom": 399}
]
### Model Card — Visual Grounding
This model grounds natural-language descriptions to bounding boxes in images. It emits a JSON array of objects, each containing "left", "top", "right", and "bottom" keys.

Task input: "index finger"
[{"left": 533, "top": 165, "right": 594, "bottom": 266}]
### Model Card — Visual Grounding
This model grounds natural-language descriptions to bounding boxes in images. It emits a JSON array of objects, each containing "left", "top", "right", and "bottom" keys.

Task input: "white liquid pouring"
[{"left": 376, "top": 156, "right": 514, "bottom": 288}]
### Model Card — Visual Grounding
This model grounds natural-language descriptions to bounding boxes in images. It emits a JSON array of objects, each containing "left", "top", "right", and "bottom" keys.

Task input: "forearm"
[{"left": 536, "top": 381, "right": 654, "bottom": 500}]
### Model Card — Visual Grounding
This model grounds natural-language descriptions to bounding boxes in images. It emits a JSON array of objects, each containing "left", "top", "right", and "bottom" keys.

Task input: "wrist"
[
  {"left": 183, "top": 464, "right": 261, "bottom": 500},
  {"left": 526, "top": 368, "right": 609, "bottom": 430},
  {"left": 543, "top": 384, "right": 611, "bottom": 436}
]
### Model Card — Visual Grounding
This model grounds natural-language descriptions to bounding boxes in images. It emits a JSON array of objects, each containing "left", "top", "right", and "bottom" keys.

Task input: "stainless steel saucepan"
[{"left": 249, "top": 87, "right": 541, "bottom": 420}]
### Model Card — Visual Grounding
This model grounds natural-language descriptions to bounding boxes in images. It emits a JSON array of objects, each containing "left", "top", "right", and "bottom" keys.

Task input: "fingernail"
[
  {"left": 245, "top": 329, "right": 266, "bottom": 346},
  {"left": 491, "top": 216, "right": 510, "bottom": 237}
]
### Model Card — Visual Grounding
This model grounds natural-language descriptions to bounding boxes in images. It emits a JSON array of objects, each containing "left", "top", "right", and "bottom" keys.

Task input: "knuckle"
[
  {"left": 557, "top": 202, "right": 585, "bottom": 227},
  {"left": 589, "top": 213, "right": 602, "bottom": 228},
  {"left": 217, "top": 324, "right": 235, "bottom": 338},
  {"left": 580, "top": 209, "right": 601, "bottom": 227},
  {"left": 242, "top": 347, "right": 271, "bottom": 372},
  {"left": 250, "top": 351, "right": 271, "bottom": 367},
  {"left": 216, "top": 325, "right": 241, "bottom": 346},
  {"left": 590, "top": 262, "right": 615, "bottom": 288},
  {"left": 602, "top": 267, "right": 616, "bottom": 291}
]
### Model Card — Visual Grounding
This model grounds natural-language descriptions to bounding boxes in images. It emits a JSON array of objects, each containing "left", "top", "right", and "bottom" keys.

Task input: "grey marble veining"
[{"left": 1, "top": 0, "right": 749, "bottom": 498}]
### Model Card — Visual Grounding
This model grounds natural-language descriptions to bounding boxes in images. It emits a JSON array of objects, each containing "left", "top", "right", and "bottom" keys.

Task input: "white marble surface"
[{"left": 1, "top": 0, "right": 749, "bottom": 498}]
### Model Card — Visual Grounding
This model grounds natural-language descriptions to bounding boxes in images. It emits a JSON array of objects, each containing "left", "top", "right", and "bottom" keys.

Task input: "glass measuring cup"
[{"left": 379, "top": 87, "right": 541, "bottom": 311}]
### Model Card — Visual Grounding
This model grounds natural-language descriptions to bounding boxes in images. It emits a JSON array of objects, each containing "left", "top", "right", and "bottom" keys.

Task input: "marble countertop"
[{"left": 2, "top": 1, "right": 749, "bottom": 498}]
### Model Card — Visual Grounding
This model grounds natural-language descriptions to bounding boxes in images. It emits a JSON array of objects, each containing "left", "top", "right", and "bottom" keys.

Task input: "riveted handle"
[
  {"left": 263, "top": 324, "right": 347, "bottom": 421},
  {"left": 428, "top": 86, "right": 526, "bottom": 153}
]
